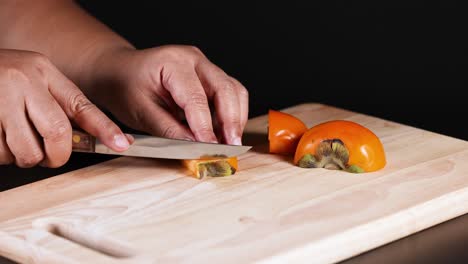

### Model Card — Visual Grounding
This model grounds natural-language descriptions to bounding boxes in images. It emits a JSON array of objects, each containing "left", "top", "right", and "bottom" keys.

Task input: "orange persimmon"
[
  {"left": 183, "top": 156, "right": 238, "bottom": 179},
  {"left": 268, "top": 109, "right": 308, "bottom": 155},
  {"left": 294, "top": 120, "right": 386, "bottom": 173}
]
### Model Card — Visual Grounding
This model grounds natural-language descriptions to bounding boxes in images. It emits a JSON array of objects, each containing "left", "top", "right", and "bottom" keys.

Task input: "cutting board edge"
[{"left": 258, "top": 184, "right": 468, "bottom": 264}]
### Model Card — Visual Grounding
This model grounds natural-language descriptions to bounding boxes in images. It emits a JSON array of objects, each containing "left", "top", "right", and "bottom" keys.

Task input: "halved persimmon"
[
  {"left": 294, "top": 120, "right": 386, "bottom": 173},
  {"left": 268, "top": 109, "right": 308, "bottom": 155},
  {"left": 183, "top": 156, "right": 238, "bottom": 179}
]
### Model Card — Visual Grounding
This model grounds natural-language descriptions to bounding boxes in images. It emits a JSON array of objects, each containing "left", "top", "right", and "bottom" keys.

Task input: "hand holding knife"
[{"left": 71, "top": 130, "right": 251, "bottom": 160}]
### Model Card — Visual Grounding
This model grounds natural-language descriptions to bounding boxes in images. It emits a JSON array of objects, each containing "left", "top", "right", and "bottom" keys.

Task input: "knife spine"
[{"left": 71, "top": 129, "right": 96, "bottom": 153}]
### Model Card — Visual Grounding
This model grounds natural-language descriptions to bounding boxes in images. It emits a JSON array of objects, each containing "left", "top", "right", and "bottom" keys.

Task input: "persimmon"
[
  {"left": 183, "top": 156, "right": 238, "bottom": 179},
  {"left": 268, "top": 109, "right": 308, "bottom": 155},
  {"left": 294, "top": 120, "right": 386, "bottom": 173}
]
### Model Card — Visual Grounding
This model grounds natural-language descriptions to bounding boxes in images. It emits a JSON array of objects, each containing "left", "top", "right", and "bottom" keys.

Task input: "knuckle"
[
  {"left": 30, "top": 52, "right": 50, "bottom": 67},
  {"left": 161, "top": 125, "right": 180, "bottom": 139},
  {"left": 27, "top": 52, "right": 51, "bottom": 80},
  {"left": 220, "top": 115, "right": 242, "bottom": 127},
  {"left": 229, "top": 120, "right": 242, "bottom": 130},
  {"left": 99, "top": 118, "right": 119, "bottom": 134},
  {"left": 17, "top": 150, "right": 44, "bottom": 168},
  {"left": 189, "top": 93, "right": 209, "bottom": 109},
  {"left": 160, "top": 46, "right": 183, "bottom": 60},
  {"left": 229, "top": 78, "right": 248, "bottom": 94},
  {"left": 33, "top": 64, "right": 48, "bottom": 81},
  {"left": 160, "top": 45, "right": 202, "bottom": 61},
  {"left": 238, "top": 85, "right": 249, "bottom": 98},
  {"left": 95, "top": 118, "right": 121, "bottom": 143},
  {"left": 0, "top": 52, "right": 50, "bottom": 84},
  {"left": 0, "top": 67, "right": 30, "bottom": 83},
  {"left": 69, "top": 93, "right": 95, "bottom": 117},
  {"left": 160, "top": 64, "right": 175, "bottom": 87},
  {"left": 29, "top": 53, "right": 51, "bottom": 80},
  {"left": 44, "top": 119, "right": 71, "bottom": 141},
  {"left": 193, "top": 124, "right": 214, "bottom": 138},
  {"left": 223, "top": 80, "right": 237, "bottom": 94},
  {"left": 187, "top": 45, "right": 202, "bottom": 54}
]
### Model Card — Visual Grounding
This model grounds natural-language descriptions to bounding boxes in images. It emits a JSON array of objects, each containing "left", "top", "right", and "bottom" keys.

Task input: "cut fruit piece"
[
  {"left": 182, "top": 156, "right": 238, "bottom": 179},
  {"left": 268, "top": 109, "right": 308, "bottom": 155},
  {"left": 294, "top": 120, "right": 386, "bottom": 173}
]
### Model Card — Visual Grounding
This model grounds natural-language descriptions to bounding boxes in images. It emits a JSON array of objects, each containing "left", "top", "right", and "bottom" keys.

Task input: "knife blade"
[{"left": 71, "top": 130, "right": 252, "bottom": 159}]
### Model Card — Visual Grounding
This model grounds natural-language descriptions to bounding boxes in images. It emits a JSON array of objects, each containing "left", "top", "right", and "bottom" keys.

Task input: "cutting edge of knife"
[
  {"left": 71, "top": 129, "right": 252, "bottom": 159},
  {"left": 92, "top": 135, "right": 252, "bottom": 159}
]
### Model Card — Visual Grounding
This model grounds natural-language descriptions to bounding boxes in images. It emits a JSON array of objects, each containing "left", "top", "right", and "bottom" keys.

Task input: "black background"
[
  {"left": 2, "top": 1, "right": 468, "bottom": 263},
  {"left": 76, "top": 0, "right": 467, "bottom": 140}
]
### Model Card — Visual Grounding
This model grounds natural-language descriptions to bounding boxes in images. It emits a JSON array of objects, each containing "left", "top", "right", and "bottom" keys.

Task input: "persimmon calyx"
[
  {"left": 197, "top": 160, "right": 237, "bottom": 178},
  {"left": 297, "top": 139, "right": 364, "bottom": 173},
  {"left": 183, "top": 155, "right": 238, "bottom": 179}
]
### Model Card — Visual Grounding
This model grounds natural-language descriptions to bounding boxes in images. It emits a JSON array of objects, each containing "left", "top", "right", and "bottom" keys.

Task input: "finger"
[
  {"left": 45, "top": 65, "right": 130, "bottom": 152},
  {"left": 161, "top": 66, "right": 217, "bottom": 143},
  {"left": 136, "top": 97, "right": 195, "bottom": 141},
  {"left": 66, "top": 92, "right": 130, "bottom": 152},
  {"left": 230, "top": 77, "right": 249, "bottom": 132},
  {"left": 0, "top": 123, "right": 14, "bottom": 165},
  {"left": 3, "top": 108, "right": 44, "bottom": 168},
  {"left": 126, "top": 134, "right": 135, "bottom": 144},
  {"left": 25, "top": 89, "right": 72, "bottom": 168},
  {"left": 196, "top": 62, "right": 242, "bottom": 145}
]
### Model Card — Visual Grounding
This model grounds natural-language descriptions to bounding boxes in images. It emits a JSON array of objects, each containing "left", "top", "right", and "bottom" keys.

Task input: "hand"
[
  {"left": 83, "top": 45, "right": 249, "bottom": 145},
  {"left": 0, "top": 49, "right": 131, "bottom": 168}
]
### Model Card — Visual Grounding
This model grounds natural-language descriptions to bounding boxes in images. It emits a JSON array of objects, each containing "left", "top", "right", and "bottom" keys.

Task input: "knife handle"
[{"left": 72, "top": 129, "right": 96, "bottom": 153}]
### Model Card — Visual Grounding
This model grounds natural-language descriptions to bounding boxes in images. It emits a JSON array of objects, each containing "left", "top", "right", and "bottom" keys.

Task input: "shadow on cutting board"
[{"left": 242, "top": 131, "right": 269, "bottom": 154}]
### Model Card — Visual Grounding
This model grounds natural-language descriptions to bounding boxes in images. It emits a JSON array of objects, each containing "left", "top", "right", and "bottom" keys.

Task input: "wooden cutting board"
[{"left": 2, "top": 103, "right": 468, "bottom": 264}]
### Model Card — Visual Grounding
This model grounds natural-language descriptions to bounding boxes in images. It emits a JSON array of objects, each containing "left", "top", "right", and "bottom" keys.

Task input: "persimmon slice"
[
  {"left": 268, "top": 109, "right": 308, "bottom": 155},
  {"left": 294, "top": 120, "right": 386, "bottom": 173},
  {"left": 183, "top": 156, "right": 238, "bottom": 179}
]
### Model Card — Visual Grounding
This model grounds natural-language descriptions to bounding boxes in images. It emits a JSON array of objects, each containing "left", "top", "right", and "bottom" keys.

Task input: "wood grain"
[{"left": 1, "top": 103, "right": 468, "bottom": 264}]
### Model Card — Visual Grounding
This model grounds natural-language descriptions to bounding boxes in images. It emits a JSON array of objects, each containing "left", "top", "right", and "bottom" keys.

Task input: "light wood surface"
[{"left": 2, "top": 103, "right": 468, "bottom": 264}]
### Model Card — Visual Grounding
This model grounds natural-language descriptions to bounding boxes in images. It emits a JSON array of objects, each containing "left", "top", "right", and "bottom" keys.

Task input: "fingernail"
[
  {"left": 114, "top": 134, "right": 130, "bottom": 150},
  {"left": 232, "top": 137, "right": 242, "bottom": 146}
]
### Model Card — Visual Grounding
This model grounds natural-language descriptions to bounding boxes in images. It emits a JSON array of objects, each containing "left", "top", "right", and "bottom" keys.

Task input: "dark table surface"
[{"left": 2, "top": 153, "right": 468, "bottom": 264}]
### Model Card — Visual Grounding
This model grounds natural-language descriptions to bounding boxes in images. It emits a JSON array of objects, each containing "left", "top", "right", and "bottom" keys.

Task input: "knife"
[{"left": 71, "top": 129, "right": 252, "bottom": 159}]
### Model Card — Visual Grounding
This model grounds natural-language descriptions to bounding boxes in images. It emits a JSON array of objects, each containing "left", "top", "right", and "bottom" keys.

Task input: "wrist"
[{"left": 76, "top": 40, "right": 136, "bottom": 107}]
